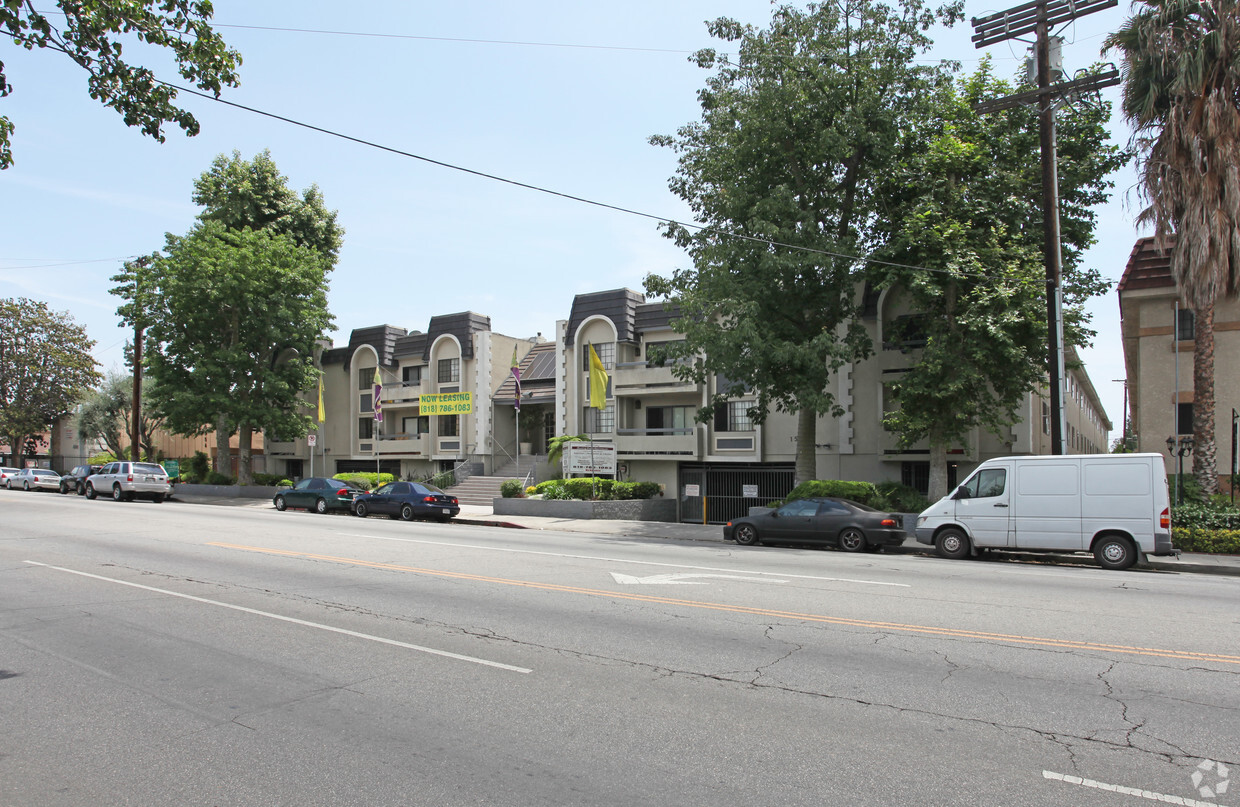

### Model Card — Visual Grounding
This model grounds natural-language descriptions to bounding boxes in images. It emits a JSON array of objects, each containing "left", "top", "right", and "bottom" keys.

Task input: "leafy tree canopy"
[
  {"left": 77, "top": 370, "right": 163, "bottom": 459},
  {"left": 645, "top": 0, "right": 962, "bottom": 482},
  {"left": 0, "top": 0, "right": 241, "bottom": 169},
  {"left": 0, "top": 297, "right": 101, "bottom": 457}
]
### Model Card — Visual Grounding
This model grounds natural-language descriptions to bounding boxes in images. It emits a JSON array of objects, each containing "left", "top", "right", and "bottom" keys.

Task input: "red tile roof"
[{"left": 1118, "top": 236, "right": 1175, "bottom": 292}]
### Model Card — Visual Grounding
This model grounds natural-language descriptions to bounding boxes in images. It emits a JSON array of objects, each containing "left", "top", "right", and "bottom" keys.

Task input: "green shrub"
[
  {"left": 1172, "top": 528, "right": 1240, "bottom": 554},
  {"left": 190, "top": 450, "right": 211, "bottom": 482},
  {"left": 205, "top": 471, "right": 234, "bottom": 486},
  {"left": 429, "top": 471, "right": 455, "bottom": 489},
  {"left": 529, "top": 478, "right": 660, "bottom": 500},
  {"left": 786, "top": 480, "right": 881, "bottom": 507},
  {"left": 89, "top": 451, "right": 117, "bottom": 465},
  {"left": 500, "top": 479, "right": 524, "bottom": 498},
  {"left": 252, "top": 472, "right": 292, "bottom": 487},
  {"left": 332, "top": 472, "right": 394, "bottom": 491},
  {"left": 1171, "top": 501, "right": 1240, "bottom": 530},
  {"left": 874, "top": 481, "right": 930, "bottom": 513}
]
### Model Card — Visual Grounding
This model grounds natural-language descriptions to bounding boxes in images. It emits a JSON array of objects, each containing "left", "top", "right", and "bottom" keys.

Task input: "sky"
[{"left": 0, "top": 0, "right": 1145, "bottom": 439}]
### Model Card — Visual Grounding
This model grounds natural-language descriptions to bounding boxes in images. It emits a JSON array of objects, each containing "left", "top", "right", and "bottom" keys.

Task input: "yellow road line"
[{"left": 208, "top": 542, "right": 1240, "bottom": 666}]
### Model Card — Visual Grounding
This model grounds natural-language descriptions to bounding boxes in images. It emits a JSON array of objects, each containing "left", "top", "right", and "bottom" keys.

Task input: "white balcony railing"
[
  {"left": 612, "top": 361, "right": 698, "bottom": 396},
  {"left": 616, "top": 428, "right": 699, "bottom": 456}
]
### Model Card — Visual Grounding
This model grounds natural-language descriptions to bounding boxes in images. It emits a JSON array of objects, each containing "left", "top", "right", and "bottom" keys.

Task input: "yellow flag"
[
  {"left": 588, "top": 344, "right": 609, "bottom": 409},
  {"left": 317, "top": 374, "right": 325, "bottom": 423}
]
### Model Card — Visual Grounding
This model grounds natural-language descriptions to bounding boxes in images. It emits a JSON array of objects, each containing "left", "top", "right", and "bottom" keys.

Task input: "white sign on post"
[
  {"left": 307, "top": 433, "right": 317, "bottom": 447},
  {"left": 564, "top": 442, "right": 616, "bottom": 476}
]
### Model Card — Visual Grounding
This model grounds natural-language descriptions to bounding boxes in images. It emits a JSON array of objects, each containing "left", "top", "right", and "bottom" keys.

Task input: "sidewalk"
[{"left": 168, "top": 494, "right": 1240, "bottom": 577}]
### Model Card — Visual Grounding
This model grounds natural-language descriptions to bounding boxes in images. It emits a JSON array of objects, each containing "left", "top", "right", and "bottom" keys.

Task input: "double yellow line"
[{"left": 210, "top": 542, "right": 1240, "bottom": 667}]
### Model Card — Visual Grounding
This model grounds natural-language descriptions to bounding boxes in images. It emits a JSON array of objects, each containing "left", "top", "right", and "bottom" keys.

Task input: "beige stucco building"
[{"left": 1119, "top": 237, "right": 1240, "bottom": 487}]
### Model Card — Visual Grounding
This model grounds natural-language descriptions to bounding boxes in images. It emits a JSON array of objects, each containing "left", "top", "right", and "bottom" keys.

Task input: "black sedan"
[
  {"left": 353, "top": 481, "right": 460, "bottom": 522},
  {"left": 273, "top": 477, "right": 363, "bottom": 514},
  {"left": 723, "top": 497, "right": 906, "bottom": 552}
]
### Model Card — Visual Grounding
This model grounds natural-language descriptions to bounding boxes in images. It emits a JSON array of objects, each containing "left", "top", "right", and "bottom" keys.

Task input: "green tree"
[
  {"left": 144, "top": 221, "right": 334, "bottom": 485},
  {"left": 645, "top": 0, "right": 962, "bottom": 485},
  {"left": 0, "top": 0, "right": 241, "bottom": 170},
  {"left": 76, "top": 370, "right": 165, "bottom": 459},
  {"left": 1105, "top": 0, "right": 1240, "bottom": 495},
  {"left": 872, "top": 63, "right": 1124, "bottom": 498},
  {"left": 0, "top": 297, "right": 101, "bottom": 460}
]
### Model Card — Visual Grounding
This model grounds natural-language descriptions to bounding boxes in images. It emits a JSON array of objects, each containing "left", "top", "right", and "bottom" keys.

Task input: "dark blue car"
[{"left": 353, "top": 481, "right": 460, "bottom": 522}]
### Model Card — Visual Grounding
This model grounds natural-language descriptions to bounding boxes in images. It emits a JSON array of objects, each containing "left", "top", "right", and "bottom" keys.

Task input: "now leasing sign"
[{"left": 419, "top": 392, "right": 474, "bottom": 415}]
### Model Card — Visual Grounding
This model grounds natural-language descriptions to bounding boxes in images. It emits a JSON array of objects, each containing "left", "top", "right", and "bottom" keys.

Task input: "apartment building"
[
  {"left": 553, "top": 287, "right": 1110, "bottom": 522},
  {"left": 265, "top": 313, "right": 537, "bottom": 481},
  {"left": 1119, "top": 237, "right": 1240, "bottom": 487}
]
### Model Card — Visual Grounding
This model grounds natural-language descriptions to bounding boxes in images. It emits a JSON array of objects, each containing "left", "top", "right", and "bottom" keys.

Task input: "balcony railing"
[
  {"left": 373, "top": 432, "right": 428, "bottom": 455},
  {"left": 379, "top": 382, "right": 423, "bottom": 406},
  {"left": 612, "top": 360, "right": 698, "bottom": 396},
  {"left": 616, "top": 427, "right": 700, "bottom": 456}
]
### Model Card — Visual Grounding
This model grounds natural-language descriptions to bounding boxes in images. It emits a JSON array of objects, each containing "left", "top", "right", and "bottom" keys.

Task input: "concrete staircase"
[{"left": 447, "top": 455, "right": 543, "bottom": 507}]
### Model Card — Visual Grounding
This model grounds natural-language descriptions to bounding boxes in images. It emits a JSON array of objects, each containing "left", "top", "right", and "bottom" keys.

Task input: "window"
[
  {"left": 1177, "top": 402, "right": 1193, "bottom": 435},
  {"left": 359, "top": 368, "right": 374, "bottom": 390},
  {"left": 581, "top": 341, "right": 614, "bottom": 370},
  {"left": 438, "top": 415, "right": 459, "bottom": 437},
  {"left": 902, "top": 462, "right": 959, "bottom": 496},
  {"left": 645, "top": 405, "right": 693, "bottom": 433},
  {"left": 885, "top": 314, "right": 929, "bottom": 350},
  {"left": 1042, "top": 401, "right": 1050, "bottom": 435},
  {"left": 403, "top": 415, "right": 429, "bottom": 436},
  {"left": 1176, "top": 308, "right": 1195, "bottom": 341},
  {"left": 438, "top": 358, "right": 459, "bottom": 384},
  {"left": 359, "top": 392, "right": 372, "bottom": 413},
  {"left": 358, "top": 417, "right": 373, "bottom": 439},
  {"left": 778, "top": 500, "right": 820, "bottom": 517},
  {"left": 958, "top": 468, "right": 1006, "bottom": 499},
  {"left": 402, "top": 365, "right": 422, "bottom": 384},
  {"left": 714, "top": 401, "right": 755, "bottom": 433},
  {"left": 583, "top": 404, "right": 615, "bottom": 434}
]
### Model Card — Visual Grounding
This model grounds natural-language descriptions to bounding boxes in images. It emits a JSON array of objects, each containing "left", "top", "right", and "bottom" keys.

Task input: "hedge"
[
  {"left": 332, "top": 472, "right": 395, "bottom": 491},
  {"left": 1172, "top": 528, "right": 1240, "bottom": 554},
  {"left": 528, "top": 478, "right": 661, "bottom": 501},
  {"left": 785, "top": 480, "right": 882, "bottom": 508}
]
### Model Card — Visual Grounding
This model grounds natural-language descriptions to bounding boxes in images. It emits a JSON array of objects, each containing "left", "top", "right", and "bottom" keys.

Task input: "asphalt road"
[{"left": 3, "top": 491, "right": 1238, "bottom": 807}]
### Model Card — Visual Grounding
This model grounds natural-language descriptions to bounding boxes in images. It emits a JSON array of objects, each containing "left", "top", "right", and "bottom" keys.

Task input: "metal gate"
[{"left": 677, "top": 462, "right": 795, "bottom": 525}]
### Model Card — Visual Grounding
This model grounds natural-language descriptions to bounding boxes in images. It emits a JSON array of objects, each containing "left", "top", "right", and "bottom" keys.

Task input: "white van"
[{"left": 914, "top": 454, "right": 1175, "bottom": 570}]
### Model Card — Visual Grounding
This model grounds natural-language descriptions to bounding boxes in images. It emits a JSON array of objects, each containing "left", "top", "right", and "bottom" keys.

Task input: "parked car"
[
  {"left": 10, "top": 467, "right": 62, "bottom": 491},
  {"left": 723, "top": 497, "right": 906, "bottom": 551},
  {"left": 84, "top": 461, "right": 172, "bottom": 502},
  {"left": 60, "top": 464, "right": 103, "bottom": 495},
  {"left": 273, "top": 477, "right": 363, "bottom": 514},
  {"left": 353, "top": 481, "right": 460, "bottom": 522},
  {"left": 0, "top": 467, "right": 23, "bottom": 487}
]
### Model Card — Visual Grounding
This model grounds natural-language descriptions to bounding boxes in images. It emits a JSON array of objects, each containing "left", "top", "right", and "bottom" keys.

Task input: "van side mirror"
[{"left": 952, "top": 486, "right": 970, "bottom": 500}]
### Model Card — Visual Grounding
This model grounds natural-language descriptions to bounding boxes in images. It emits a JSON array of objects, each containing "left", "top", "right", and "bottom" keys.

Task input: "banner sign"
[
  {"left": 564, "top": 442, "right": 616, "bottom": 476},
  {"left": 419, "top": 391, "right": 474, "bottom": 415}
]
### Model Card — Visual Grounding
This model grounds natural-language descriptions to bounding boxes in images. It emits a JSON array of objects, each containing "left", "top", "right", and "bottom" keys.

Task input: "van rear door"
[{"left": 1013, "top": 460, "right": 1084, "bottom": 550}]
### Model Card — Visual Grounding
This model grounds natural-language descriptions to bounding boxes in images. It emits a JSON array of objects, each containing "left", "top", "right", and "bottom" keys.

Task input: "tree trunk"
[
  {"left": 215, "top": 413, "right": 231, "bottom": 479},
  {"left": 795, "top": 408, "right": 817, "bottom": 486},
  {"left": 927, "top": 435, "right": 951, "bottom": 502},
  {"left": 1193, "top": 301, "right": 1218, "bottom": 495},
  {"left": 237, "top": 423, "right": 253, "bottom": 486}
]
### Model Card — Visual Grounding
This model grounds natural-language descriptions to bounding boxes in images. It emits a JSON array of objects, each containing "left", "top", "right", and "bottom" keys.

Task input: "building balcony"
[
  {"left": 612, "top": 361, "right": 699, "bottom": 396},
  {"left": 378, "top": 382, "right": 423, "bottom": 407},
  {"left": 358, "top": 433, "right": 429, "bottom": 456},
  {"left": 616, "top": 427, "right": 701, "bottom": 457}
]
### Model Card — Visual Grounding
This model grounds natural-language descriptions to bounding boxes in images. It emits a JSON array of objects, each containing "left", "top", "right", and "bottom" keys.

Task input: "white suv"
[{"left": 85, "top": 461, "right": 172, "bottom": 503}]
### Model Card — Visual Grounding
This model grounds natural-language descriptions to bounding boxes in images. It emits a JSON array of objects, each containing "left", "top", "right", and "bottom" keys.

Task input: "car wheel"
[
  {"left": 85, "top": 482, "right": 97, "bottom": 500},
  {"left": 314, "top": 497, "right": 328, "bottom": 514},
  {"left": 23, "top": 481, "right": 30, "bottom": 491},
  {"left": 838, "top": 528, "right": 867, "bottom": 553},
  {"left": 151, "top": 494, "right": 164, "bottom": 504},
  {"left": 1094, "top": 536, "right": 1137, "bottom": 571},
  {"left": 355, "top": 502, "right": 369, "bottom": 518},
  {"left": 60, "top": 482, "right": 69, "bottom": 494},
  {"left": 400, "top": 504, "right": 415, "bottom": 521},
  {"left": 112, "top": 484, "right": 125, "bottom": 502},
  {"left": 934, "top": 528, "right": 971, "bottom": 560},
  {"left": 274, "top": 495, "right": 287, "bottom": 511},
  {"left": 733, "top": 523, "right": 760, "bottom": 546},
  {"left": 76, "top": 482, "right": 86, "bottom": 496}
]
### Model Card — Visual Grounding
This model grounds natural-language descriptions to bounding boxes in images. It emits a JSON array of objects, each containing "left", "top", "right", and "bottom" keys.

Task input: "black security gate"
[{"left": 677, "top": 462, "right": 795, "bottom": 525}]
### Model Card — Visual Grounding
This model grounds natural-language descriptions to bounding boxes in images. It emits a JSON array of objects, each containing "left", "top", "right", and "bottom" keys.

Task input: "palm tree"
[{"left": 1105, "top": 0, "right": 1240, "bottom": 494}]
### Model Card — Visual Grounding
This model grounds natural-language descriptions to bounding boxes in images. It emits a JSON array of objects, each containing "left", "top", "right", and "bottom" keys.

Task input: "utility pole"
[{"left": 971, "top": 0, "right": 1120, "bottom": 455}]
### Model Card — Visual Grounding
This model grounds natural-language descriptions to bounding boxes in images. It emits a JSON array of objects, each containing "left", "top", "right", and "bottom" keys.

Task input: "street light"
[{"left": 1165, "top": 435, "right": 1195, "bottom": 504}]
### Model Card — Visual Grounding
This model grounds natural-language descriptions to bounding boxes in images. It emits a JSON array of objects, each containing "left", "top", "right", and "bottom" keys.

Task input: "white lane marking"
[
  {"left": 339, "top": 532, "right": 909, "bottom": 588},
  {"left": 23, "top": 561, "right": 531, "bottom": 674},
  {"left": 611, "top": 572, "right": 786, "bottom": 585},
  {"left": 1042, "top": 770, "right": 1222, "bottom": 806}
]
